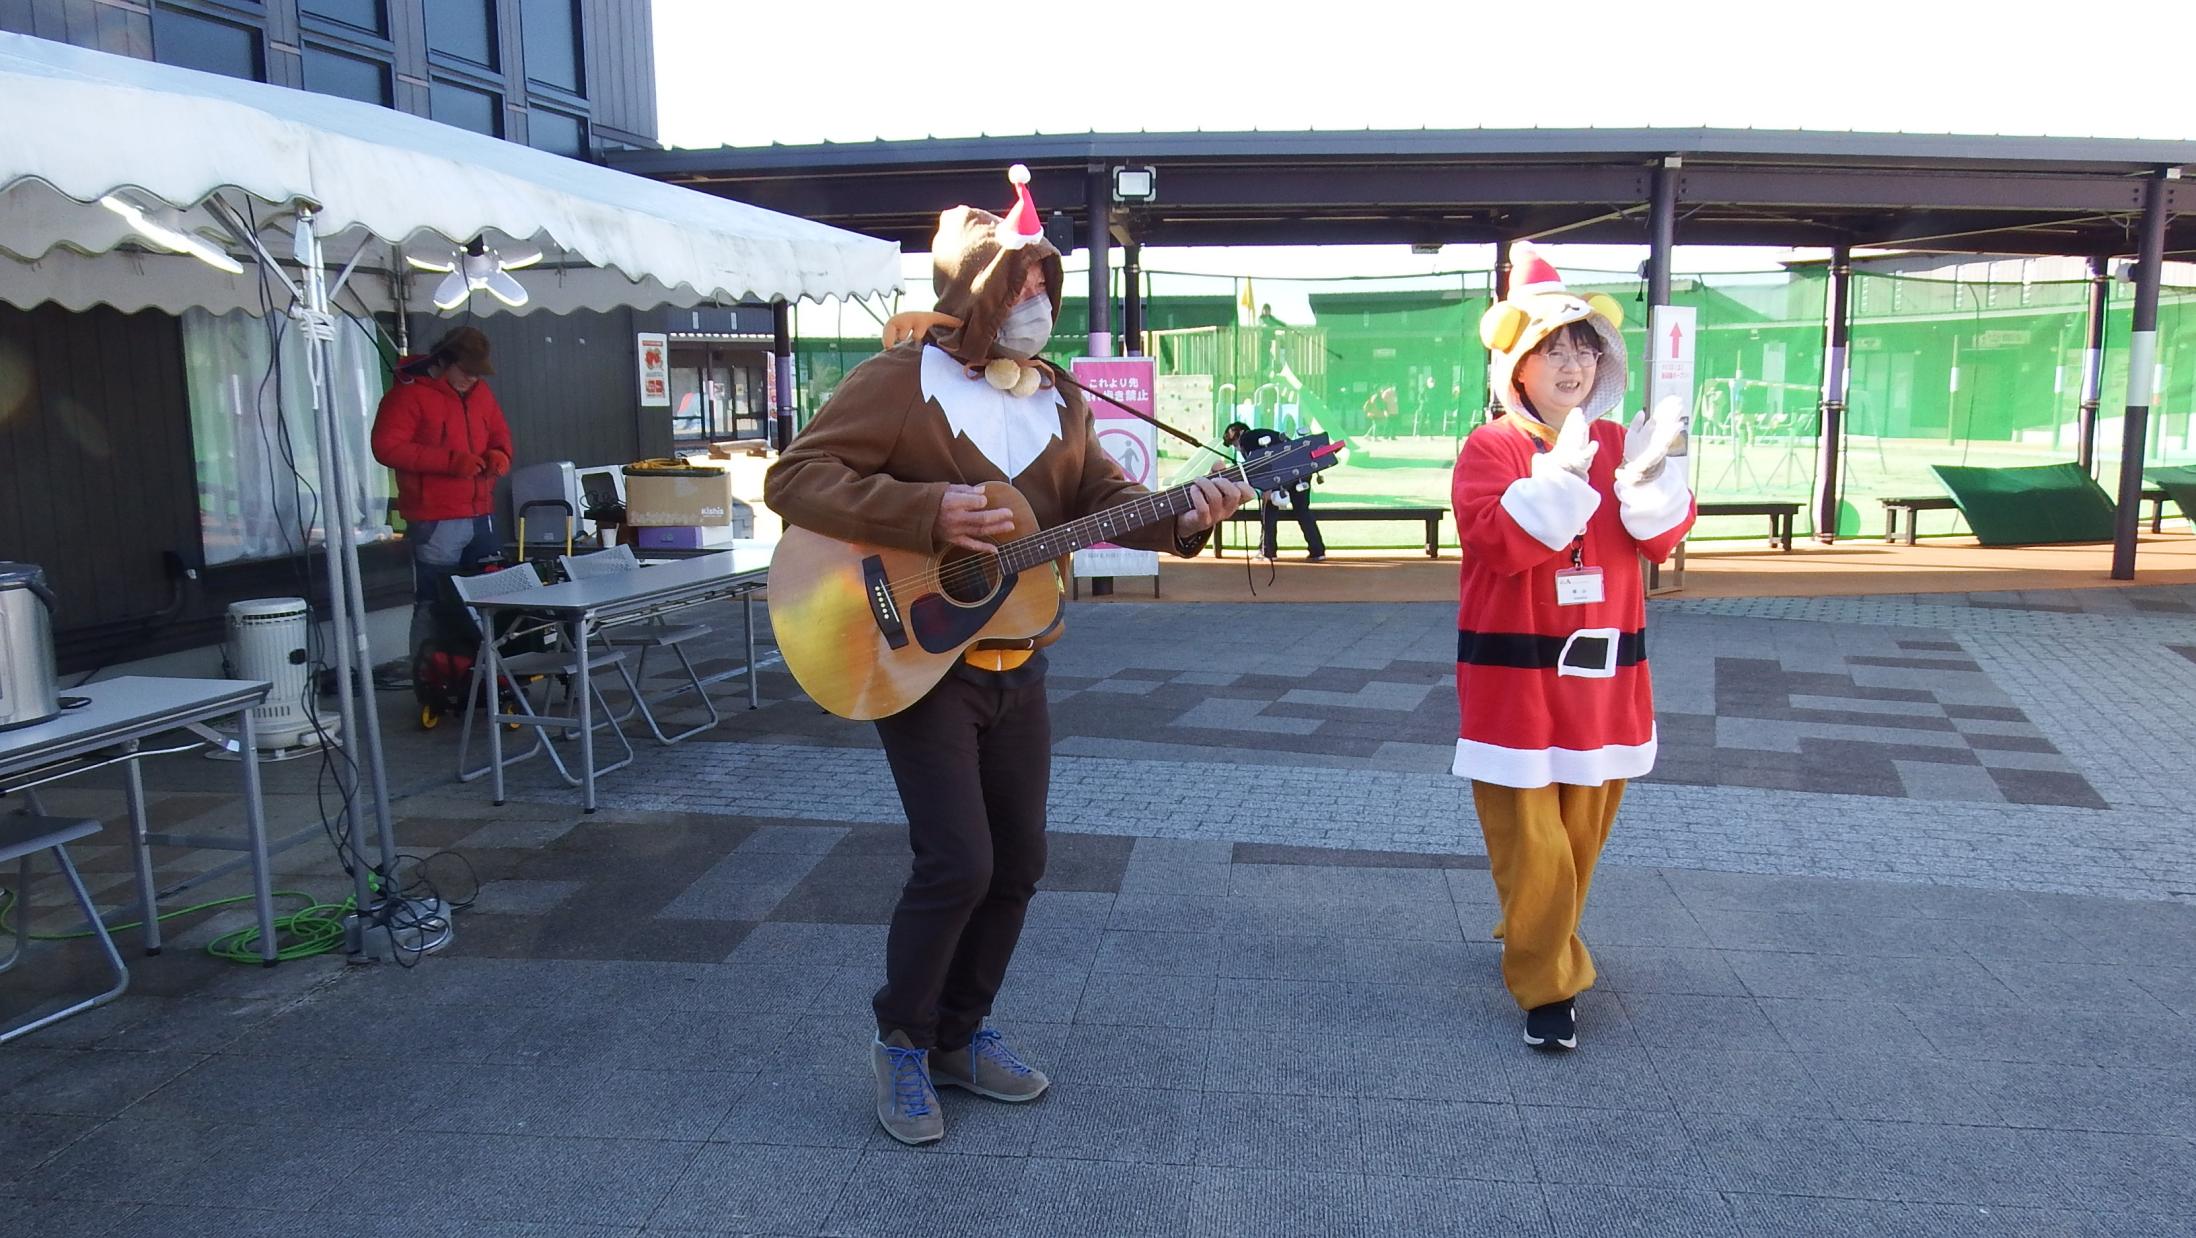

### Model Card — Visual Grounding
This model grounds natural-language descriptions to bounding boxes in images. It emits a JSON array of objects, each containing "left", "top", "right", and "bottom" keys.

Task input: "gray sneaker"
[
  {"left": 931, "top": 1027, "right": 1050, "bottom": 1102},
  {"left": 872, "top": 1031, "right": 944, "bottom": 1145}
]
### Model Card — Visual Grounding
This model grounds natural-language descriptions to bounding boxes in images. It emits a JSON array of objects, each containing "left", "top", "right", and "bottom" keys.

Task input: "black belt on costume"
[{"left": 1457, "top": 628, "right": 1647, "bottom": 669}]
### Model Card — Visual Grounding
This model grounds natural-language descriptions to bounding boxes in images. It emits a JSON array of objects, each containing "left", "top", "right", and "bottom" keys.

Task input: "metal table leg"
[
  {"left": 576, "top": 614, "right": 597, "bottom": 812},
  {"left": 743, "top": 593, "right": 759, "bottom": 710},
  {"left": 236, "top": 706, "right": 278, "bottom": 965},
  {"left": 120, "top": 743, "right": 161, "bottom": 956},
  {"left": 486, "top": 632, "right": 507, "bottom": 807}
]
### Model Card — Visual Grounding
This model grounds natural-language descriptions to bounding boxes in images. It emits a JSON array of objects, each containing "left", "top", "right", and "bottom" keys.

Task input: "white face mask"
[{"left": 993, "top": 295, "right": 1054, "bottom": 360}]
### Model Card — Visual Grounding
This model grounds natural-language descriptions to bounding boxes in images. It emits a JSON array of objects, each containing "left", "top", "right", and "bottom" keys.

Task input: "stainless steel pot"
[{"left": 0, "top": 562, "right": 61, "bottom": 731}]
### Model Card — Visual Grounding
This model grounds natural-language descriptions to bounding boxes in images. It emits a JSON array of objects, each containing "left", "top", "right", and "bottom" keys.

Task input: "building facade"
[{"left": 1, "top": 2, "right": 675, "bottom": 667}]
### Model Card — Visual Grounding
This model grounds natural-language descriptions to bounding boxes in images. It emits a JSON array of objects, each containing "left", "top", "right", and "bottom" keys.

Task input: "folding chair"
[
  {"left": 1, "top": 792, "right": 128, "bottom": 1045},
  {"left": 560, "top": 545, "right": 722, "bottom": 743},
  {"left": 451, "top": 567, "right": 640, "bottom": 793}
]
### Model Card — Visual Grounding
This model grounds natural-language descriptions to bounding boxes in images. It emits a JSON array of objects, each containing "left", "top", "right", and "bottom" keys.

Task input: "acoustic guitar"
[{"left": 769, "top": 433, "right": 1340, "bottom": 719}]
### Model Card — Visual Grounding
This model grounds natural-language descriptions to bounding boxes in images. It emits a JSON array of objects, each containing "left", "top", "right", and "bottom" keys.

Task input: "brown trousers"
[
  {"left": 870, "top": 667, "right": 1051, "bottom": 1050},
  {"left": 1472, "top": 779, "right": 1627, "bottom": 1009}
]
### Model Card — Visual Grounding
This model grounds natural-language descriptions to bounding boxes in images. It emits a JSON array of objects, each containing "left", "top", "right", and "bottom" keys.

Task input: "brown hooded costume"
[
  {"left": 765, "top": 206, "right": 1194, "bottom": 572},
  {"left": 762, "top": 197, "right": 1204, "bottom": 1058}
]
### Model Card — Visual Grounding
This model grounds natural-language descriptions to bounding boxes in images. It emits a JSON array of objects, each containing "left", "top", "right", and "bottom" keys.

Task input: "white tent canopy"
[{"left": 0, "top": 32, "right": 902, "bottom": 316}]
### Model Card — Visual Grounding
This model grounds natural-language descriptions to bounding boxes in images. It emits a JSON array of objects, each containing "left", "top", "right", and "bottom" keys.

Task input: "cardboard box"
[{"left": 624, "top": 469, "right": 735, "bottom": 527}]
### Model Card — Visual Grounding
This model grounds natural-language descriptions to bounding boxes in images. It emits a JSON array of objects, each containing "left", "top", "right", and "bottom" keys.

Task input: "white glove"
[
  {"left": 1617, "top": 395, "right": 1688, "bottom": 487},
  {"left": 1507, "top": 412, "right": 1601, "bottom": 551},
  {"left": 1615, "top": 395, "right": 1693, "bottom": 541},
  {"left": 1532, "top": 410, "right": 1598, "bottom": 483}
]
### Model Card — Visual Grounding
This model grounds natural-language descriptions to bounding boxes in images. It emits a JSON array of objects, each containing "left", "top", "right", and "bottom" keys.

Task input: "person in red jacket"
[
  {"left": 1453, "top": 246, "right": 1694, "bottom": 1052},
  {"left": 371, "top": 325, "right": 514, "bottom": 659}
]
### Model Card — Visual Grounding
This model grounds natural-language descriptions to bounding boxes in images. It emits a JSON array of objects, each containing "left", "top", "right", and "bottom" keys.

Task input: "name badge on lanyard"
[
  {"left": 1554, "top": 535, "right": 1602, "bottom": 606},
  {"left": 1555, "top": 567, "right": 1604, "bottom": 606}
]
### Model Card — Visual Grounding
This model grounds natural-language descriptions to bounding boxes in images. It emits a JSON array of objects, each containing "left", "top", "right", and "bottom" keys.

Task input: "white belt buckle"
[{"left": 1557, "top": 627, "right": 1621, "bottom": 679}]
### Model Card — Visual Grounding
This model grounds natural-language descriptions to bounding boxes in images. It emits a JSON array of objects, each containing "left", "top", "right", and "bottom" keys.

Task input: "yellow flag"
[{"left": 1237, "top": 278, "right": 1256, "bottom": 327}]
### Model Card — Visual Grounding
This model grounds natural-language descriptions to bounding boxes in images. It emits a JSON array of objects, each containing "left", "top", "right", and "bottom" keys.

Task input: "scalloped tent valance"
[{"left": 0, "top": 33, "right": 902, "bottom": 316}]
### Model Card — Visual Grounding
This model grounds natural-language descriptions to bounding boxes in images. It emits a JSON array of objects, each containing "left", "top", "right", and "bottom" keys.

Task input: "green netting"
[{"left": 792, "top": 264, "right": 2196, "bottom": 552}]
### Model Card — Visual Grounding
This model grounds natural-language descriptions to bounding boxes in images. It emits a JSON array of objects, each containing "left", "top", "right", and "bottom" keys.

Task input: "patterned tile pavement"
[{"left": 3, "top": 582, "right": 2194, "bottom": 1234}]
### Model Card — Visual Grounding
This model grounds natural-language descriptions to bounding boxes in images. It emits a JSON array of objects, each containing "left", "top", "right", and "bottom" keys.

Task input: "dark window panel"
[
  {"left": 426, "top": 0, "right": 497, "bottom": 68},
  {"left": 519, "top": 0, "right": 580, "bottom": 91},
  {"left": 302, "top": 43, "right": 390, "bottom": 105},
  {"left": 152, "top": 7, "right": 265, "bottom": 81},
  {"left": 300, "top": 0, "right": 386, "bottom": 35},
  {"left": 429, "top": 78, "right": 501, "bottom": 136},
  {"left": 525, "top": 107, "right": 585, "bottom": 158}
]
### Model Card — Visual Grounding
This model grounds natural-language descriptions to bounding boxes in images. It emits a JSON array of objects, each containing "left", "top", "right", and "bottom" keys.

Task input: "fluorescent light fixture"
[
  {"left": 408, "top": 237, "right": 538, "bottom": 309},
  {"left": 1111, "top": 166, "right": 1156, "bottom": 203},
  {"left": 98, "top": 194, "right": 244, "bottom": 274}
]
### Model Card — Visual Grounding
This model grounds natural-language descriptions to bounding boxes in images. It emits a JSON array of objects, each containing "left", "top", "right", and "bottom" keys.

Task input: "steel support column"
[
  {"left": 1812, "top": 245, "right": 1853, "bottom": 542},
  {"left": 1122, "top": 241, "right": 1143, "bottom": 356},
  {"left": 1086, "top": 165, "right": 1112, "bottom": 358},
  {"left": 2076, "top": 255, "right": 2108, "bottom": 475},
  {"left": 1646, "top": 158, "right": 1676, "bottom": 310},
  {"left": 771, "top": 299, "right": 795, "bottom": 449},
  {"left": 2112, "top": 171, "right": 2174, "bottom": 580}
]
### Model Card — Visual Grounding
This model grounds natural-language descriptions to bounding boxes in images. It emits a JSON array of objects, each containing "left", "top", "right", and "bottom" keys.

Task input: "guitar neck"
[{"left": 995, "top": 462, "right": 1249, "bottom": 574}]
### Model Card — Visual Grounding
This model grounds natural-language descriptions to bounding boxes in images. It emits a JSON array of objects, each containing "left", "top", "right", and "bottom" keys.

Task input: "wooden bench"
[
  {"left": 1695, "top": 500, "right": 1800, "bottom": 551},
  {"left": 1215, "top": 506, "right": 1447, "bottom": 558},
  {"left": 1881, "top": 487, "right": 2168, "bottom": 544}
]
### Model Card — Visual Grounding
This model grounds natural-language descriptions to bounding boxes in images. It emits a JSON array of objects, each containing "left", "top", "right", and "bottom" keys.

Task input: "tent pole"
[{"left": 290, "top": 209, "right": 382, "bottom": 932}]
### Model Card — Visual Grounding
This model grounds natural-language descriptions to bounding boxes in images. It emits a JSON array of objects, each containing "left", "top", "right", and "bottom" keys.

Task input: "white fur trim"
[
  {"left": 1451, "top": 729, "right": 1658, "bottom": 788},
  {"left": 919, "top": 344, "right": 1063, "bottom": 479},
  {"left": 1616, "top": 461, "right": 1693, "bottom": 542},
  {"left": 1499, "top": 468, "right": 1601, "bottom": 552}
]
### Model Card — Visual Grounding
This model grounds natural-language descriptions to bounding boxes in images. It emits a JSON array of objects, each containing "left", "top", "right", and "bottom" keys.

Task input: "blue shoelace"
[
  {"left": 883, "top": 1042, "right": 934, "bottom": 1116},
  {"left": 969, "top": 1029, "right": 1034, "bottom": 1076}
]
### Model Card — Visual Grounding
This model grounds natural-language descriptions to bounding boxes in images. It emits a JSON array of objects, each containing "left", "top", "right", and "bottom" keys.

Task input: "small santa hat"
[
  {"left": 995, "top": 164, "right": 1043, "bottom": 251},
  {"left": 1509, "top": 241, "right": 1566, "bottom": 296}
]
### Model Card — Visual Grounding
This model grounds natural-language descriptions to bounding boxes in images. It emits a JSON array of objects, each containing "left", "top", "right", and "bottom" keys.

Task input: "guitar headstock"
[{"left": 1239, "top": 432, "right": 1342, "bottom": 495}]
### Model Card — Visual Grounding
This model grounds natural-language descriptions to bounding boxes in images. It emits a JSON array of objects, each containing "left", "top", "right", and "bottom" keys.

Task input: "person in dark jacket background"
[
  {"left": 371, "top": 325, "right": 514, "bottom": 660},
  {"left": 1224, "top": 421, "right": 1326, "bottom": 561}
]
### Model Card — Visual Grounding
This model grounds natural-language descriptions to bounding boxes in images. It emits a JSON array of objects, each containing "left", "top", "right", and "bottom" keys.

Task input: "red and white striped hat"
[{"left": 996, "top": 164, "right": 1043, "bottom": 251}]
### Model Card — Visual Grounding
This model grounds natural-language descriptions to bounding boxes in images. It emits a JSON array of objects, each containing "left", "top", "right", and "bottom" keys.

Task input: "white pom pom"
[{"left": 1008, "top": 163, "right": 1030, "bottom": 185}]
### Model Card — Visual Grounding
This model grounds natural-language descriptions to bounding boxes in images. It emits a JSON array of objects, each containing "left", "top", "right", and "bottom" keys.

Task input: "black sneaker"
[{"left": 1524, "top": 1000, "right": 1577, "bottom": 1051}]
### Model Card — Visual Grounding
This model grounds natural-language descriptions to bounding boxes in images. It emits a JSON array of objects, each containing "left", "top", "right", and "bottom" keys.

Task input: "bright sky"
[
  {"left": 652, "top": 0, "right": 2194, "bottom": 310},
  {"left": 655, "top": 0, "right": 2194, "bottom": 147}
]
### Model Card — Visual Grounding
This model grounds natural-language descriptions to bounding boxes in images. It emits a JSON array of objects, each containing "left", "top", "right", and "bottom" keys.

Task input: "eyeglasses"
[{"left": 1537, "top": 346, "right": 1601, "bottom": 368}]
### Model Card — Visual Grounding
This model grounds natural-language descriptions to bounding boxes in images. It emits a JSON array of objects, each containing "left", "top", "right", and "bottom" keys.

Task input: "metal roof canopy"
[{"left": 611, "top": 128, "right": 2194, "bottom": 257}]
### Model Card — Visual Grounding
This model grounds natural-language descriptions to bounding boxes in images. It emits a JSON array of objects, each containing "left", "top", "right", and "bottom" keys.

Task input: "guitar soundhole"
[{"left": 938, "top": 552, "right": 1002, "bottom": 604}]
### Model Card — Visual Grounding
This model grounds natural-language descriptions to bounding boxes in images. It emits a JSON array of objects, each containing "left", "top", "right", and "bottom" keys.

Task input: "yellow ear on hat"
[
  {"left": 1480, "top": 303, "right": 1529, "bottom": 353},
  {"left": 1585, "top": 293, "right": 1624, "bottom": 330}
]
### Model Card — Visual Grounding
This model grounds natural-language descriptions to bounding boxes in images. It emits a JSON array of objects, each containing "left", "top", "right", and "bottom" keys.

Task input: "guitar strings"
[
  {"left": 880, "top": 450, "right": 1308, "bottom": 606},
  {"left": 885, "top": 471, "right": 1234, "bottom": 605},
  {"left": 881, "top": 460, "right": 1251, "bottom": 604}
]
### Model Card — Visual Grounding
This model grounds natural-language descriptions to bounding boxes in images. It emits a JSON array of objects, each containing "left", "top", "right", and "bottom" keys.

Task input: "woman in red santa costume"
[{"left": 1451, "top": 245, "right": 1694, "bottom": 1051}]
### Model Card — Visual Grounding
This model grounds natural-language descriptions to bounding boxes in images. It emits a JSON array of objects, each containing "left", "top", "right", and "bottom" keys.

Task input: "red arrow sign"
[{"left": 1668, "top": 322, "right": 1684, "bottom": 359}]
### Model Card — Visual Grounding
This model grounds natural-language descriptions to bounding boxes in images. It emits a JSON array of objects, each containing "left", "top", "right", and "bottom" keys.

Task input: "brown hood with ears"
[{"left": 927, "top": 205, "right": 1063, "bottom": 367}]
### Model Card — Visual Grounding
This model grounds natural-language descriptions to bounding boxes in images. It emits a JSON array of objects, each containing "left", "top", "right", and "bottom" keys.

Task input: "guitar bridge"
[{"left": 862, "top": 556, "right": 909, "bottom": 649}]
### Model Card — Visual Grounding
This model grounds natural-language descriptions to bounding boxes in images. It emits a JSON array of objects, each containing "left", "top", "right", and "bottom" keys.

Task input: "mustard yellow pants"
[{"left": 1472, "top": 779, "right": 1627, "bottom": 1009}]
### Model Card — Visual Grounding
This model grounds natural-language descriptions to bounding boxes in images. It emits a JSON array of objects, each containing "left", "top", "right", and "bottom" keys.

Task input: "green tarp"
[{"left": 1930, "top": 462, "right": 2117, "bottom": 546}]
